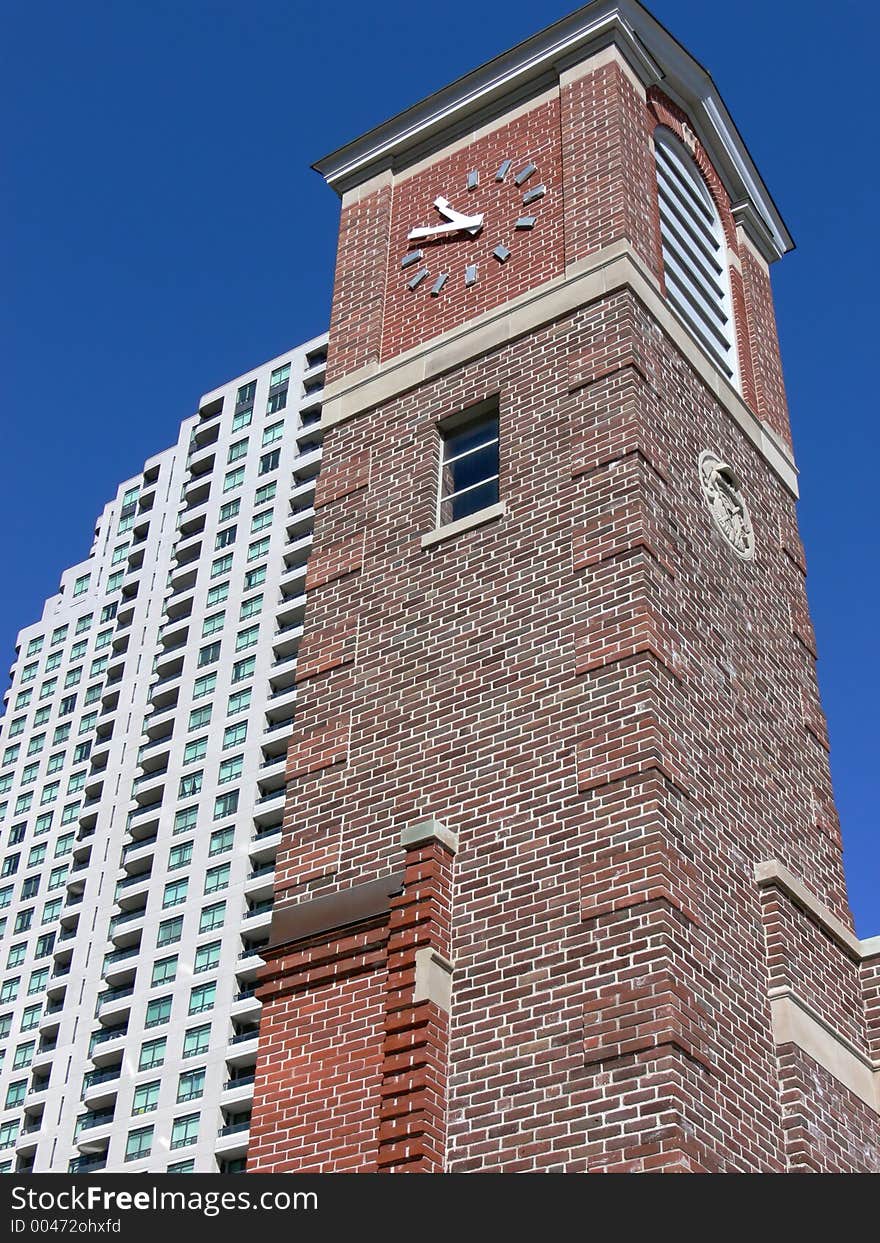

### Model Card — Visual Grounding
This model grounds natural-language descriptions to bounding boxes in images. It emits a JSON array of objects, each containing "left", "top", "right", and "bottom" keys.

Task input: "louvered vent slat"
[{"left": 655, "top": 129, "right": 736, "bottom": 383}]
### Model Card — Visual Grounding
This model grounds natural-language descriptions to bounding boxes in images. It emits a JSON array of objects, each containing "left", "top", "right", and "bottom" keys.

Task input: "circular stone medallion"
[{"left": 698, "top": 451, "right": 755, "bottom": 560}]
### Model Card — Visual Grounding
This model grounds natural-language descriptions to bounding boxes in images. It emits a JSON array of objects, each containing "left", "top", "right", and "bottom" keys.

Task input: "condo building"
[{"left": 0, "top": 335, "right": 327, "bottom": 1172}]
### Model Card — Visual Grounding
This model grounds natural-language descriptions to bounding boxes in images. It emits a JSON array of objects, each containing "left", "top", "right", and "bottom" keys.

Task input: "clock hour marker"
[
  {"left": 515, "top": 216, "right": 536, "bottom": 230},
  {"left": 465, "top": 264, "right": 478, "bottom": 287},
  {"left": 522, "top": 184, "right": 546, "bottom": 206},
  {"left": 407, "top": 266, "right": 430, "bottom": 290},
  {"left": 493, "top": 245, "right": 511, "bottom": 264},
  {"left": 467, "top": 170, "right": 479, "bottom": 191},
  {"left": 514, "top": 161, "right": 537, "bottom": 185},
  {"left": 401, "top": 249, "right": 424, "bottom": 268},
  {"left": 495, "top": 159, "right": 512, "bottom": 182},
  {"left": 430, "top": 273, "right": 449, "bottom": 296}
]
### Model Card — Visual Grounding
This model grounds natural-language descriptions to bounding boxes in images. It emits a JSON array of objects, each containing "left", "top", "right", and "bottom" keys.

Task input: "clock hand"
[
  {"left": 433, "top": 196, "right": 479, "bottom": 225},
  {"left": 408, "top": 215, "right": 484, "bottom": 240}
]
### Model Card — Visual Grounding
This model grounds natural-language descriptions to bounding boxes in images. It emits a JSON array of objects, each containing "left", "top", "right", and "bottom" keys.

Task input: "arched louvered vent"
[{"left": 654, "top": 127, "right": 737, "bottom": 385}]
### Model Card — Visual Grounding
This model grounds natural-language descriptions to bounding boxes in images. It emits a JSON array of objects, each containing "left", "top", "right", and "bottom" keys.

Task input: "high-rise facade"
[
  {"left": 247, "top": 1, "right": 880, "bottom": 1172},
  {"left": 0, "top": 336, "right": 327, "bottom": 1172}
]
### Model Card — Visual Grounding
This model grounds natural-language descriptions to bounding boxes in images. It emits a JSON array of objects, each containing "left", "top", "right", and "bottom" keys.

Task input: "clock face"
[{"left": 401, "top": 156, "right": 547, "bottom": 297}]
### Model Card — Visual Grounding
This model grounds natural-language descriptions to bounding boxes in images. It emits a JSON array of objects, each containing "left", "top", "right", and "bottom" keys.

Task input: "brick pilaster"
[{"left": 378, "top": 822, "right": 457, "bottom": 1172}]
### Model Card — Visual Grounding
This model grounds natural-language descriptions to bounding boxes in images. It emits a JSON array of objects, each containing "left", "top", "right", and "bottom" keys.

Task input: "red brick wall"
[
  {"left": 562, "top": 63, "right": 661, "bottom": 282},
  {"left": 776, "top": 1047, "right": 879, "bottom": 1172},
  {"left": 381, "top": 97, "right": 565, "bottom": 361},
  {"left": 255, "top": 51, "right": 879, "bottom": 1171},
  {"left": 249, "top": 925, "right": 388, "bottom": 1172}
]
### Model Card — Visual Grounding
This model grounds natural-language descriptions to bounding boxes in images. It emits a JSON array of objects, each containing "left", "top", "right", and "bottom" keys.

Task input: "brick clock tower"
[{"left": 249, "top": 1, "right": 880, "bottom": 1172}]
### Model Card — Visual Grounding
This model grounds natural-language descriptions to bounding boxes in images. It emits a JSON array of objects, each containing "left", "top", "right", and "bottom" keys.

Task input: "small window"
[
  {"left": 236, "top": 380, "right": 257, "bottom": 407},
  {"left": 5, "top": 1080, "right": 26, "bottom": 1109},
  {"left": 125, "top": 1126, "right": 153, "bottom": 1162},
  {"left": 179, "top": 772, "right": 202, "bottom": 799},
  {"left": 206, "top": 582, "right": 229, "bottom": 607},
  {"left": 258, "top": 449, "right": 280, "bottom": 475},
  {"left": 168, "top": 842, "right": 193, "bottom": 871},
  {"left": 170, "top": 1112, "right": 200, "bottom": 1150},
  {"left": 235, "top": 625, "right": 259, "bottom": 652},
  {"left": 193, "top": 942, "right": 221, "bottom": 975},
  {"left": 182, "top": 1023, "right": 211, "bottom": 1058},
  {"left": 204, "top": 863, "right": 230, "bottom": 894},
  {"left": 184, "top": 737, "right": 208, "bottom": 764},
  {"left": 223, "top": 722, "right": 247, "bottom": 749},
  {"left": 163, "top": 878, "right": 189, "bottom": 908},
  {"left": 132, "top": 1081, "right": 161, "bottom": 1115},
  {"left": 231, "top": 656, "right": 255, "bottom": 684},
  {"left": 247, "top": 537, "right": 270, "bottom": 563},
  {"left": 202, "top": 609, "right": 225, "bottom": 635},
  {"left": 269, "top": 363, "right": 290, "bottom": 388},
  {"left": 213, "top": 790, "right": 239, "bottom": 821},
  {"left": 188, "top": 705, "right": 212, "bottom": 731},
  {"left": 177, "top": 1069, "right": 205, "bottom": 1104},
  {"left": 209, "top": 828, "right": 234, "bottom": 857},
  {"left": 151, "top": 956, "right": 178, "bottom": 987},
  {"left": 139, "top": 1038, "right": 166, "bottom": 1071},
  {"left": 438, "top": 402, "right": 500, "bottom": 526},
  {"left": 145, "top": 995, "right": 173, "bottom": 1028},
  {"left": 188, "top": 981, "right": 216, "bottom": 1013},
  {"left": 174, "top": 806, "right": 198, "bottom": 835},
  {"left": 239, "top": 594, "right": 262, "bottom": 621},
  {"left": 157, "top": 916, "right": 183, "bottom": 947},
  {"left": 199, "top": 900, "right": 226, "bottom": 932},
  {"left": 193, "top": 673, "right": 217, "bottom": 700}
]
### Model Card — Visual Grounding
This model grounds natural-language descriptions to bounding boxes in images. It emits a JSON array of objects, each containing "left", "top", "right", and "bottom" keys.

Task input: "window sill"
[{"left": 420, "top": 502, "right": 506, "bottom": 550}]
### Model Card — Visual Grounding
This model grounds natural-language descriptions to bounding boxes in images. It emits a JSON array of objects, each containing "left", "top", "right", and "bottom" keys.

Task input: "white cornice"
[{"left": 312, "top": 0, "right": 793, "bottom": 263}]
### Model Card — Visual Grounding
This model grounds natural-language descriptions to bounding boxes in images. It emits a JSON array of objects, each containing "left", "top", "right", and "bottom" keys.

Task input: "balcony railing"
[
  {"left": 229, "top": 1030, "right": 259, "bottom": 1045},
  {"left": 82, "top": 1066, "right": 122, "bottom": 1094},
  {"left": 69, "top": 1155, "right": 107, "bottom": 1173},
  {"left": 77, "top": 1108, "right": 115, "bottom": 1132},
  {"left": 224, "top": 1073, "right": 255, "bottom": 1091},
  {"left": 103, "top": 946, "right": 139, "bottom": 966},
  {"left": 97, "top": 985, "right": 134, "bottom": 1009},
  {"left": 218, "top": 1120, "right": 251, "bottom": 1136},
  {"left": 90, "top": 1026, "right": 127, "bottom": 1047}
]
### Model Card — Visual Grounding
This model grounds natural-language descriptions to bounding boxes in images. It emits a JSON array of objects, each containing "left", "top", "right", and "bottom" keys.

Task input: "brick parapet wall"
[{"left": 248, "top": 830, "right": 456, "bottom": 1172}]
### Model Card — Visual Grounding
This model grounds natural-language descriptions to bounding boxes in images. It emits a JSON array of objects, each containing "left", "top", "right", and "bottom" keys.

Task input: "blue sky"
[{"left": 2, "top": 1, "right": 877, "bottom": 932}]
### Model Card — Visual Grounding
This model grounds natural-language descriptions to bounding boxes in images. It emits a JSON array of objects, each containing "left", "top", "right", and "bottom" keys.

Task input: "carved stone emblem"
[{"left": 698, "top": 451, "right": 754, "bottom": 560}]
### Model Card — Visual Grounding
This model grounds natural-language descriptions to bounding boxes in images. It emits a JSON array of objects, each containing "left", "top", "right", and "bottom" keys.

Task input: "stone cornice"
[{"left": 755, "top": 859, "right": 880, "bottom": 962}]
